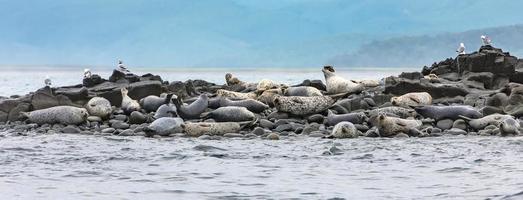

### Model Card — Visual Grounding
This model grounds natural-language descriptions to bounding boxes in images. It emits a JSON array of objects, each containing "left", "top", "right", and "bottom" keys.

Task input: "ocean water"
[{"left": 1, "top": 67, "right": 523, "bottom": 199}]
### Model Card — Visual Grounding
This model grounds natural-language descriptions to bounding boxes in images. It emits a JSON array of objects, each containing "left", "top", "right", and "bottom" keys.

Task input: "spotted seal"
[
  {"left": 283, "top": 86, "right": 323, "bottom": 97},
  {"left": 326, "top": 110, "right": 367, "bottom": 126},
  {"left": 173, "top": 94, "right": 209, "bottom": 119},
  {"left": 201, "top": 106, "right": 255, "bottom": 122},
  {"left": 216, "top": 89, "right": 257, "bottom": 100},
  {"left": 225, "top": 73, "right": 244, "bottom": 86},
  {"left": 219, "top": 98, "right": 269, "bottom": 113},
  {"left": 322, "top": 66, "right": 364, "bottom": 94},
  {"left": 121, "top": 88, "right": 141, "bottom": 115},
  {"left": 391, "top": 92, "right": 432, "bottom": 108},
  {"left": 257, "top": 79, "right": 279, "bottom": 92},
  {"left": 367, "top": 106, "right": 417, "bottom": 119},
  {"left": 257, "top": 88, "right": 283, "bottom": 106},
  {"left": 273, "top": 95, "right": 335, "bottom": 116},
  {"left": 499, "top": 118, "right": 521, "bottom": 136},
  {"left": 377, "top": 114, "right": 422, "bottom": 137},
  {"left": 140, "top": 93, "right": 174, "bottom": 113},
  {"left": 85, "top": 97, "right": 112, "bottom": 119},
  {"left": 144, "top": 117, "right": 184, "bottom": 137},
  {"left": 414, "top": 105, "right": 482, "bottom": 121},
  {"left": 183, "top": 122, "right": 241, "bottom": 137},
  {"left": 154, "top": 104, "right": 177, "bottom": 119},
  {"left": 21, "top": 106, "right": 88, "bottom": 125},
  {"left": 459, "top": 114, "right": 514, "bottom": 130},
  {"left": 329, "top": 121, "right": 359, "bottom": 138}
]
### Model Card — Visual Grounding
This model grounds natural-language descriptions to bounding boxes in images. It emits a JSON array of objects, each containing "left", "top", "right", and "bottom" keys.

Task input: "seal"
[
  {"left": 201, "top": 106, "right": 255, "bottom": 122},
  {"left": 219, "top": 98, "right": 269, "bottom": 113},
  {"left": 21, "top": 106, "right": 88, "bottom": 125},
  {"left": 366, "top": 106, "right": 417, "bottom": 119},
  {"left": 504, "top": 87, "right": 523, "bottom": 117},
  {"left": 326, "top": 110, "right": 368, "bottom": 126},
  {"left": 225, "top": 73, "right": 244, "bottom": 86},
  {"left": 173, "top": 94, "right": 209, "bottom": 119},
  {"left": 424, "top": 74, "right": 439, "bottom": 80},
  {"left": 121, "top": 88, "right": 141, "bottom": 115},
  {"left": 85, "top": 97, "right": 112, "bottom": 119},
  {"left": 183, "top": 122, "right": 241, "bottom": 137},
  {"left": 283, "top": 86, "right": 323, "bottom": 97},
  {"left": 499, "top": 118, "right": 521, "bottom": 136},
  {"left": 352, "top": 80, "right": 380, "bottom": 87},
  {"left": 391, "top": 92, "right": 432, "bottom": 108},
  {"left": 322, "top": 66, "right": 364, "bottom": 94},
  {"left": 257, "top": 88, "right": 283, "bottom": 107},
  {"left": 216, "top": 89, "right": 257, "bottom": 100},
  {"left": 459, "top": 114, "right": 514, "bottom": 130},
  {"left": 153, "top": 104, "right": 177, "bottom": 119},
  {"left": 486, "top": 93, "right": 509, "bottom": 107},
  {"left": 377, "top": 114, "right": 422, "bottom": 137},
  {"left": 257, "top": 79, "right": 279, "bottom": 92},
  {"left": 144, "top": 117, "right": 184, "bottom": 137},
  {"left": 140, "top": 93, "right": 174, "bottom": 113},
  {"left": 329, "top": 121, "right": 359, "bottom": 138},
  {"left": 414, "top": 105, "right": 482, "bottom": 121},
  {"left": 273, "top": 95, "right": 334, "bottom": 116}
]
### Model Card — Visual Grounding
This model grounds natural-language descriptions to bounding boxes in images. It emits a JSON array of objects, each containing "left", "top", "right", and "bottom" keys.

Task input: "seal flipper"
[
  {"left": 239, "top": 118, "right": 258, "bottom": 130},
  {"left": 458, "top": 115, "right": 473, "bottom": 121}
]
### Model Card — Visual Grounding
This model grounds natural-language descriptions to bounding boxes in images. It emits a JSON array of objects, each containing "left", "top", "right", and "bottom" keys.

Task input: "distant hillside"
[{"left": 327, "top": 24, "right": 523, "bottom": 68}]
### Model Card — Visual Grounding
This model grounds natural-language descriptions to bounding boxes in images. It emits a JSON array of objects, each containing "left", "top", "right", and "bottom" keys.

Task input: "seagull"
[
  {"left": 117, "top": 59, "right": 130, "bottom": 73},
  {"left": 84, "top": 68, "right": 92, "bottom": 78},
  {"left": 44, "top": 75, "right": 52, "bottom": 87},
  {"left": 481, "top": 35, "right": 492, "bottom": 46},
  {"left": 456, "top": 43, "right": 466, "bottom": 55}
]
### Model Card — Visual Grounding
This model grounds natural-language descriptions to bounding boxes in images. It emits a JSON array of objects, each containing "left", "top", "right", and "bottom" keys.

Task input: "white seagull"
[
  {"left": 84, "top": 68, "right": 92, "bottom": 78},
  {"left": 481, "top": 35, "right": 492, "bottom": 46},
  {"left": 44, "top": 75, "right": 52, "bottom": 87},
  {"left": 456, "top": 43, "right": 466, "bottom": 55},
  {"left": 117, "top": 59, "right": 130, "bottom": 73}
]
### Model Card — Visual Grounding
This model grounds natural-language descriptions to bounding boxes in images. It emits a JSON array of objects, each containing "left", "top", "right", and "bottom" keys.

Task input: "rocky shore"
[{"left": 0, "top": 45, "right": 522, "bottom": 141}]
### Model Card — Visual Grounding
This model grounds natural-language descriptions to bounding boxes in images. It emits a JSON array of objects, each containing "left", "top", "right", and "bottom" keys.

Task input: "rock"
[
  {"left": 384, "top": 76, "right": 469, "bottom": 99},
  {"left": 309, "top": 131, "right": 326, "bottom": 137},
  {"left": 267, "top": 111, "right": 289, "bottom": 120},
  {"left": 87, "top": 116, "right": 102, "bottom": 122},
  {"left": 0, "top": 111, "right": 7, "bottom": 122},
  {"left": 452, "top": 119, "right": 467, "bottom": 130},
  {"left": 31, "top": 88, "right": 74, "bottom": 110},
  {"left": 167, "top": 81, "right": 189, "bottom": 99},
  {"left": 307, "top": 114, "right": 325, "bottom": 124},
  {"left": 365, "top": 127, "right": 380, "bottom": 137},
  {"left": 8, "top": 103, "right": 30, "bottom": 121},
  {"left": 101, "top": 128, "right": 116, "bottom": 134},
  {"left": 118, "top": 129, "right": 135, "bottom": 136},
  {"left": 111, "top": 121, "right": 130, "bottom": 129},
  {"left": 129, "top": 111, "right": 147, "bottom": 124},
  {"left": 61, "top": 125, "right": 81, "bottom": 134},
  {"left": 302, "top": 123, "right": 320, "bottom": 135},
  {"left": 113, "top": 114, "right": 127, "bottom": 121},
  {"left": 108, "top": 70, "right": 140, "bottom": 83},
  {"left": 293, "top": 79, "right": 326, "bottom": 91},
  {"left": 394, "top": 133, "right": 409, "bottom": 138},
  {"left": 399, "top": 72, "right": 422, "bottom": 80},
  {"left": 54, "top": 86, "right": 89, "bottom": 102},
  {"left": 223, "top": 133, "right": 244, "bottom": 138},
  {"left": 436, "top": 119, "right": 454, "bottom": 130},
  {"left": 251, "top": 127, "right": 266, "bottom": 136},
  {"left": 83, "top": 74, "right": 105, "bottom": 87},
  {"left": 444, "top": 128, "right": 467, "bottom": 135},
  {"left": 274, "top": 124, "right": 294, "bottom": 132},
  {"left": 266, "top": 132, "right": 280, "bottom": 140},
  {"left": 354, "top": 124, "right": 369, "bottom": 132},
  {"left": 259, "top": 119, "right": 275, "bottom": 129}
]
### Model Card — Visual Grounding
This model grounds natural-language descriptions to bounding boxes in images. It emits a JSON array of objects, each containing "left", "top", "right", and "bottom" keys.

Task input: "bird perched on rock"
[
  {"left": 44, "top": 75, "right": 52, "bottom": 87},
  {"left": 456, "top": 43, "right": 466, "bottom": 55},
  {"left": 84, "top": 68, "right": 92, "bottom": 78},
  {"left": 481, "top": 35, "right": 492, "bottom": 46},
  {"left": 117, "top": 59, "right": 130, "bottom": 73}
]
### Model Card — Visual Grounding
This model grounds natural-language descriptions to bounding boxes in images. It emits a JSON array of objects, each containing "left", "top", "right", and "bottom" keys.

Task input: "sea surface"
[{"left": 1, "top": 67, "right": 523, "bottom": 199}]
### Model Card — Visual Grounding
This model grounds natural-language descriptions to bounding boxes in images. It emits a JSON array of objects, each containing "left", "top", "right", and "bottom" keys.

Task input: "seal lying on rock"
[
  {"left": 219, "top": 98, "right": 269, "bottom": 113},
  {"left": 154, "top": 104, "right": 177, "bottom": 119},
  {"left": 257, "top": 88, "right": 283, "bottom": 106},
  {"left": 322, "top": 66, "right": 364, "bottom": 95},
  {"left": 391, "top": 92, "right": 432, "bottom": 108},
  {"left": 273, "top": 95, "right": 334, "bottom": 116},
  {"left": 352, "top": 80, "right": 380, "bottom": 87},
  {"left": 329, "top": 121, "right": 359, "bottom": 138},
  {"left": 225, "top": 73, "right": 244, "bottom": 86},
  {"left": 121, "top": 88, "right": 140, "bottom": 115},
  {"left": 459, "top": 114, "right": 514, "bottom": 130},
  {"left": 327, "top": 110, "right": 367, "bottom": 126},
  {"left": 283, "top": 86, "right": 323, "bottom": 97},
  {"left": 85, "top": 97, "right": 112, "bottom": 119},
  {"left": 140, "top": 93, "right": 174, "bottom": 113},
  {"left": 183, "top": 122, "right": 241, "bottom": 137},
  {"left": 257, "top": 79, "right": 279, "bottom": 92},
  {"left": 201, "top": 106, "right": 255, "bottom": 122},
  {"left": 377, "top": 114, "right": 422, "bottom": 137},
  {"left": 216, "top": 89, "right": 257, "bottom": 100},
  {"left": 414, "top": 105, "right": 482, "bottom": 121},
  {"left": 174, "top": 94, "right": 209, "bottom": 120},
  {"left": 144, "top": 117, "right": 184, "bottom": 137},
  {"left": 367, "top": 106, "right": 417, "bottom": 119},
  {"left": 22, "top": 106, "right": 88, "bottom": 125},
  {"left": 499, "top": 118, "right": 521, "bottom": 136}
]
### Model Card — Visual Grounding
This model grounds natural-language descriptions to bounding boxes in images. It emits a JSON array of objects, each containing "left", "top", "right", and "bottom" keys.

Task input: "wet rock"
[
  {"left": 112, "top": 114, "right": 127, "bottom": 121},
  {"left": 129, "top": 111, "right": 147, "bottom": 124},
  {"left": 274, "top": 124, "right": 294, "bottom": 132},
  {"left": 302, "top": 123, "right": 320, "bottom": 135},
  {"left": 267, "top": 111, "right": 289, "bottom": 120},
  {"left": 8, "top": 103, "right": 30, "bottom": 121},
  {"left": 384, "top": 76, "right": 469, "bottom": 99},
  {"left": 266, "top": 132, "right": 280, "bottom": 140},
  {"left": 87, "top": 116, "right": 102, "bottom": 122},
  {"left": 309, "top": 131, "right": 326, "bottom": 137},
  {"left": 452, "top": 119, "right": 467, "bottom": 130},
  {"left": 102, "top": 128, "right": 116, "bottom": 134},
  {"left": 399, "top": 72, "right": 423, "bottom": 80},
  {"left": 307, "top": 114, "right": 324, "bottom": 124},
  {"left": 250, "top": 127, "right": 266, "bottom": 136},
  {"left": 354, "top": 124, "right": 369, "bottom": 132},
  {"left": 259, "top": 119, "right": 275, "bottom": 129},
  {"left": 111, "top": 121, "right": 130, "bottom": 129},
  {"left": 118, "top": 129, "right": 135, "bottom": 136},
  {"left": 365, "top": 127, "right": 380, "bottom": 137},
  {"left": 436, "top": 119, "right": 454, "bottom": 130},
  {"left": 394, "top": 133, "right": 409, "bottom": 138},
  {"left": 444, "top": 128, "right": 467, "bottom": 135},
  {"left": 83, "top": 74, "right": 105, "bottom": 87},
  {"left": 54, "top": 86, "right": 89, "bottom": 102},
  {"left": 61, "top": 125, "right": 81, "bottom": 133},
  {"left": 223, "top": 133, "right": 244, "bottom": 138}
]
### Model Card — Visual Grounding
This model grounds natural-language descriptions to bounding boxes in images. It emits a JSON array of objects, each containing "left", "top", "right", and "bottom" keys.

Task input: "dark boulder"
[
  {"left": 83, "top": 74, "right": 105, "bottom": 87},
  {"left": 31, "top": 87, "right": 74, "bottom": 110},
  {"left": 398, "top": 72, "right": 422, "bottom": 80},
  {"left": 108, "top": 70, "right": 140, "bottom": 83},
  {"left": 293, "top": 79, "right": 326, "bottom": 91},
  {"left": 168, "top": 81, "right": 189, "bottom": 99},
  {"left": 384, "top": 77, "right": 469, "bottom": 99},
  {"left": 55, "top": 86, "right": 89, "bottom": 102},
  {"left": 140, "top": 73, "right": 163, "bottom": 82}
]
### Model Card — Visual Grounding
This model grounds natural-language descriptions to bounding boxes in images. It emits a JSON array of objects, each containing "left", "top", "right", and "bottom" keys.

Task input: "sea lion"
[
  {"left": 391, "top": 92, "right": 432, "bottom": 108},
  {"left": 183, "top": 122, "right": 241, "bottom": 137},
  {"left": 140, "top": 93, "right": 174, "bottom": 113},
  {"left": 257, "top": 79, "right": 279, "bottom": 92},
  {"left": 225, "top": 73, "right": 244, "bottom": 86},
  {"left": 219, "top": 98, "right": 269, "bottom": 113},
  {"left": 257, "top": 88, "right": 283, "bottom": 106},
  {"left": 85, "top": 97, "right": 112, "bottom": 119},
  {"left": 329, "top": 121, "right": 359, "bottom": 138},
  {"left": 216, "top": 89, "right": 257, "bottom": 100},
  {"left": 21, "top": 106, "right": 89, "bottom": 125},
  {"left": 154, "top": 104, "right": 177, "bottom": 119},
  {"left": 273, "top": 95, "right": 335, "bottom": 116},
  {"left": 121, "top": 88, "right": 140, "bottom": 115},
  {"left": 326, "top": 110, "right": 367, "bottom": 126},
  {"left": 144, "top": 117, "right": 184, "bottom": 137},
  {"left": 201, "top": 106, "right": 255, "bottom": 122},
  {"left": 499, "top": 118, "right": 521, "bottom": 136},
  {"left": 414, "top": 105, "right": 482, "bottom": 121},
  {"left": 173, "top": 94, "right": 209, "bottom": 119},
  {"left": 322, "top": 66, "right": 364, "bottom": 94},
  {"left": 459, "top": 114, "right": 514, "bottom": 130},
  {"left": 377, "top": 114, "right": 422, "bottom": 137},
  {"left": 283, "top": 86, "right": 323, "bottom": 97}
]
